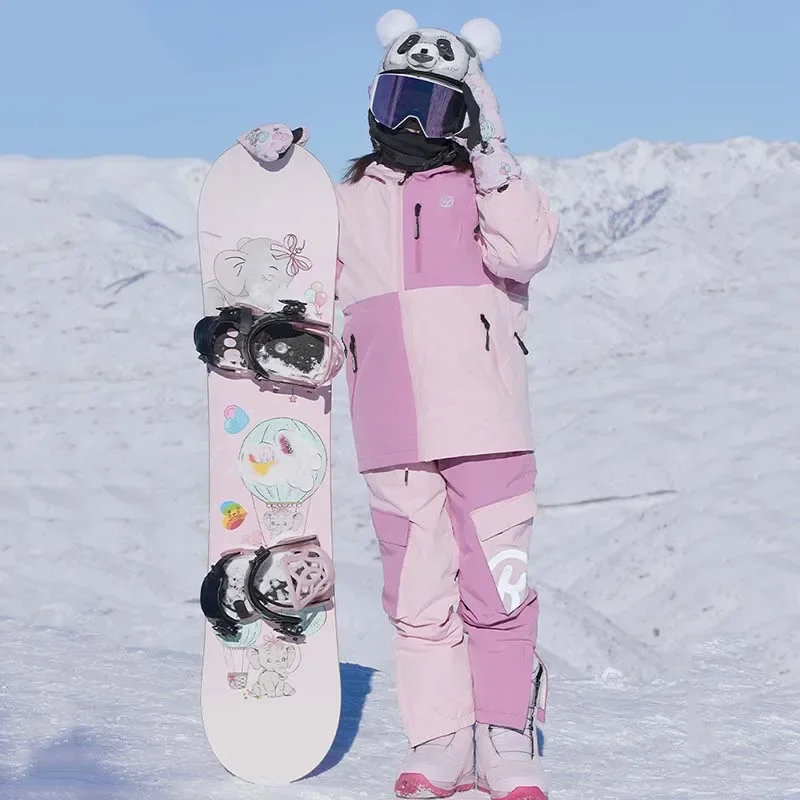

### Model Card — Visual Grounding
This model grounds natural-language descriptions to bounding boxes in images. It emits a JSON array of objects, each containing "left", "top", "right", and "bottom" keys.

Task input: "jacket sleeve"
[{"left": 476, "top": 177, "right": 559, "bottom": 284}]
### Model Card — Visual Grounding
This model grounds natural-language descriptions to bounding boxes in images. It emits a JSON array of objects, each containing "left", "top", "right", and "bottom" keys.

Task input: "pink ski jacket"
[{"left": 334, "top": 161, "right": 559, "bottom": 473}]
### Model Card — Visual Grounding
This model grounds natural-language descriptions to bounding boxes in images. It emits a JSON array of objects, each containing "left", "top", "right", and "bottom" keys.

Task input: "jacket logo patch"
[{"left": 439, "top": 195, "right": 454, "bottom": 208}]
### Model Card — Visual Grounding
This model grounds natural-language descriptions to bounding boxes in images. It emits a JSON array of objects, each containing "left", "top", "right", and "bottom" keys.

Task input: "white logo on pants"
[{"left": 487, "top": 548, "right": 528, "bottom": 612}]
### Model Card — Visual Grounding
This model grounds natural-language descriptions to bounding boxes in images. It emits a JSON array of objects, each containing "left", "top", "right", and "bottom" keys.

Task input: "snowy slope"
[
  {"left": 1, "top": 138, "right": 799, "bottom": 797},
  {"left": 518, "top": 138, "right": 800, "bottom": 681},
  {"left": 4, "top": 618, "right": 799, "bottom": 799}
]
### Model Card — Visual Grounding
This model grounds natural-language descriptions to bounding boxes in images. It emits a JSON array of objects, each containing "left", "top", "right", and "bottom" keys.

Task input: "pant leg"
[
  {"left": 438, "top": 451, "right": 543, "bottom": 732},
  {"left": 364, "top": 462, "right": 475, "bottom": 746}
]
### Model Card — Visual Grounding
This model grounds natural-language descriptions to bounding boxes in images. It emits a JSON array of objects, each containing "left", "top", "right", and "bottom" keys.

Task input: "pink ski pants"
[{"left": 364, "top": 451, "right": 543, "bottom": 746}]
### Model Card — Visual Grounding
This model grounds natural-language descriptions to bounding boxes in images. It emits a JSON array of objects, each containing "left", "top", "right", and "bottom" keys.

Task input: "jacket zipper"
[
  {"left": 480, "top": 314, "right": 491, "bottom": 351},
  {"left": 396, "top": 178, "right": 405, "bottom": 291},
  {"left": 480, "top": 315, "right": 529, "bottom": 356},
  {"left": 348, "top": 334, "right": 358, "bottom": 372}
]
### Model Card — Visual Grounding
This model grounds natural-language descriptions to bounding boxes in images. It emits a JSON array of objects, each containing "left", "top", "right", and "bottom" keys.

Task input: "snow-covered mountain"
[
  {"left": 521, "top": 137, "right": 800, "bottom": 266},
  {"left": 1, "top": 138, "right": 798, "bottom": 797},
  {"left": 519, "top": 137, "right": 800, "bottom": 680}
]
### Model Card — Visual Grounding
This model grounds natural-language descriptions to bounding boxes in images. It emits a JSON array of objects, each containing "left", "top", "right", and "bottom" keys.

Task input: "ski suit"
[{"left": 334, "top": 161, "right": 559, "bottom": 746}]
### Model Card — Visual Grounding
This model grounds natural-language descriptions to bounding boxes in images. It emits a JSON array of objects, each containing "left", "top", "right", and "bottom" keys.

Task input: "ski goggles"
[{"left": 369, "top": 72, "right": 468, "bottom": 139}]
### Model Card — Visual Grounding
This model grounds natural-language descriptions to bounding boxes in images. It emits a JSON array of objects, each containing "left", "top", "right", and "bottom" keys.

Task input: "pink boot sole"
[
  {"left": 395, "top": 772, "right": 475, "bottom": 798},
  {"left": 477, "top": 784, "right": 547, "bottom": 800}
]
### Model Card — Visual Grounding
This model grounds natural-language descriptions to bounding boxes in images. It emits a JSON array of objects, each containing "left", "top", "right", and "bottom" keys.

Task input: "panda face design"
[{"left": 382, "top": 28, "right": 474, "bottom": 83}]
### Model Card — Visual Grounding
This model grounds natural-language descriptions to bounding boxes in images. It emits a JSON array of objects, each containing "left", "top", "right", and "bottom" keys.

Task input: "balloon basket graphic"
[
  {"left": 227, "top": 672, "right": 248, "bottom": 690},
  {"left": 261, "top": 502, "right": 305, "bottom": 539},
  {"left": 212, "top": 620, "right": 262, "bottom": 690}
]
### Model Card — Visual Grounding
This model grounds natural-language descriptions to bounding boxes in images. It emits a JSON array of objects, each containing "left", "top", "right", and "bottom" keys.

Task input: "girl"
[{"left": 240, "top": 10, "right": 559, "bottom": 800}]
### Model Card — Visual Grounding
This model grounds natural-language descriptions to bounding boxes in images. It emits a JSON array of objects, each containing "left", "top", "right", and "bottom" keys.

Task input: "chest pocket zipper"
[
  {"left": 514, "top": 332, "right": 529, "bottom": 355},
  {"left": 413, "top": 203, "right": 422, "bottom": 273}
]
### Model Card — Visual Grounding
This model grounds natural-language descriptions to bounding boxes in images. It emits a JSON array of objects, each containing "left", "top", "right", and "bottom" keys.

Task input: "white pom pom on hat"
[
  {"left": 459, "top": 17, "right": 502, "bottom": 61},
  {"left": 376, "top": 9, "right": 419, "bottom": 47}
]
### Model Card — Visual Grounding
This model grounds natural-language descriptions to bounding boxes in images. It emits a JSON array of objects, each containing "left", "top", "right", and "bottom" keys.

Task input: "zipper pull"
[
  {"left": 480, "top": 314, "right": 490, "bottom": 351},
  {"left": 414, "top": 203, "right": 421, "bottom": 239},
  {"left": 514, "top": 332, "right": 529, "bottom": 355},
  {"left": 349, "top": 334, "right": 358, "bottom": 372}
]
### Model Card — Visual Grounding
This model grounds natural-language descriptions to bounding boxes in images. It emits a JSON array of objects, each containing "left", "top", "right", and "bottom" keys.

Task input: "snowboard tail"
[{"left": 196, "top": 139, "right": 341, "bottom": 783}]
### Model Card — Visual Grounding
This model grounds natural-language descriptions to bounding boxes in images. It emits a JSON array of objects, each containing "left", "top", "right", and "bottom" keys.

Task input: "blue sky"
[{"left": 1, "top": 0, "right": 797, "bottom": 178}]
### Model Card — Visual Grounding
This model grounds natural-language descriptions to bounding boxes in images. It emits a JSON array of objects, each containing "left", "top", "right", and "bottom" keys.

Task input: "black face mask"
[{"left": 367, "top": 111, "right": 469, "bottom": 174}]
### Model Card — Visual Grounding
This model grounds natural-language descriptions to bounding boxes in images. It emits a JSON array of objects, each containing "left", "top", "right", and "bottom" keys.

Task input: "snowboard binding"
[
  {"left": 194, "top": 300, "right": 344, "bottom": 390},
  {"left": 200, "top": 534, "right": 335, "bottom": 640}
]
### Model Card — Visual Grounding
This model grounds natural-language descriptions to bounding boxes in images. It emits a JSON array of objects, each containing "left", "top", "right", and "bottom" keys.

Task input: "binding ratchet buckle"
[
  {"left": 193, "top": 300, "right": 344, "bottom": 390},
  {"left": 200, "top": 534, "right": 336, "bottom": 640}
]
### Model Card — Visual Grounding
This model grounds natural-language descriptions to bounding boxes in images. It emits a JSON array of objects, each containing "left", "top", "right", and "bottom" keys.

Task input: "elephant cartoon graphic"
[
  {"left": 203, "top": 233, "right": 312, "bottom": 314},
  {"left": 246, "top": 638, "right": 301, "bottom": 698}
]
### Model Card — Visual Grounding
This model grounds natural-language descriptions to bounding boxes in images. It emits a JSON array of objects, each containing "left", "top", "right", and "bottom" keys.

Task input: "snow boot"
[
  {"left": 394, "top": 725, "right": 475, "bottom": 798},
  {"left": 475, "top": 656, "right": 549, "bottom": 800}
]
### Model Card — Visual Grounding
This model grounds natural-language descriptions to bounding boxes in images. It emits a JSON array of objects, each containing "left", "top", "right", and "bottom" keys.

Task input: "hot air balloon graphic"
[
  {"left": 216, "top": 620, "right": 262, "bottom": 690},
  {"left": 237, "top": 418, "right": 327, "bottom": 540}
]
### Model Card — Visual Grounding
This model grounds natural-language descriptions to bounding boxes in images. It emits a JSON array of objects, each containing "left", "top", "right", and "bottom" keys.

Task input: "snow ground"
[
  {"left": 3, "top": 620, "right": 799, "bottom": 799},
  {"left": 1, "top": 137, "right": 799, "bottom": 797}
]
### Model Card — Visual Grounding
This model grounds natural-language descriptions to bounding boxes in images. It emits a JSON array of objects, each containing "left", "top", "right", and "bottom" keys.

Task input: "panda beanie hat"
[
  {"left": 367, "top": 10, "right": 503, "bottom": 174},
  {"left": 375, "top": 10, "right": 501, "bottom": 62}
]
